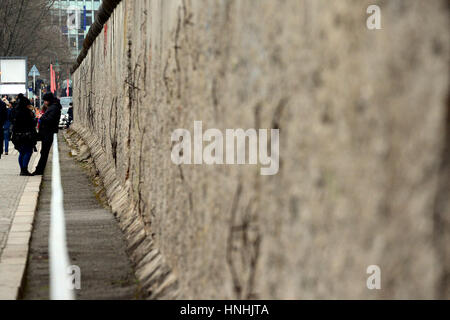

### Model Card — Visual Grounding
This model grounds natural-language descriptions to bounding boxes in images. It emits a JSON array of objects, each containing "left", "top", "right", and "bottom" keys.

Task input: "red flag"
[
  {"left": 50, "top": 64, "right": 55, "bottom": 94},
  {"left": 53, "top": 68, "right": 56, "bottom": 94},
  {"left": 50, "top": 64, "right": 53, "bottom": 93}
]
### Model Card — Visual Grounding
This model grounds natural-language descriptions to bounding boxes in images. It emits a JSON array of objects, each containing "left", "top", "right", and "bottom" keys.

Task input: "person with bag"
[
  {"left": 32, "top": 92, "right": 61, "bottom": 176},
  {"left": 11, "top": 96, "right": 37, "bottom": 176}
]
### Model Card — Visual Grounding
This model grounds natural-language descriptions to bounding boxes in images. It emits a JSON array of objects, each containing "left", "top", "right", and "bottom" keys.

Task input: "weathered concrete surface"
[{"left": 72, "top": 0, "right": 450, "bottom": 299}]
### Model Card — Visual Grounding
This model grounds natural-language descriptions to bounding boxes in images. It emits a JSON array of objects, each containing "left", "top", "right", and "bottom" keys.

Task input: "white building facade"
[{"left": 52, "top": 0, "right": 102, "bottom": 58}]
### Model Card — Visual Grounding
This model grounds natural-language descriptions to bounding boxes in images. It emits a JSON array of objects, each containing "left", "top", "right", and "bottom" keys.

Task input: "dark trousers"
[
  {"left": 3, "top": 128, "right": 10, "bottom": 153},
  {"left": 0, "top": 130, "right": 3, "bottom": 156},
  {"left": 35, "top": 134, "right": 54, "bottom": 174},
  {"left": 17, "top": 145, "right": 33, "bottom": 170}
]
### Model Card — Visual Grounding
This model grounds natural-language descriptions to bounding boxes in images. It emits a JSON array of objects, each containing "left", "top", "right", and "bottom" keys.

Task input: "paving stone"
[
  {"left": 0, "top": 264, "right": 25, "bottom": 287},
  {"left": 15, "top": 211, "right": 34, "bottom": 217},
  {"left": 6, "top": 237, "right": 30, "bottom": 246},
  {"left": 12, "top": 216, "right": 34, "bottom": 225},
  {"left": 9, "top": 223, "right": 32, "bottom": 233},
  {"left": 0, "top": 286, "right": 17, "bottom": 300},
  {"left": 6, "top": 231, "right": 31, "bottom": 240}
]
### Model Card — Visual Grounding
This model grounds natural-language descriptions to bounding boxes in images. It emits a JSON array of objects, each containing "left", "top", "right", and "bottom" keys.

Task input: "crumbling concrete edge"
[
  {"left": 0, "top": 150, "right": 42, "bottom": 300},
  {"left": 63, "top": 124, "right": 180, "bottom": 300}
]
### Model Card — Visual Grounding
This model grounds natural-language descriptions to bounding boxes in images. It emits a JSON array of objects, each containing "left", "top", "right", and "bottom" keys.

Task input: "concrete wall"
[{"left": 72, "top": 0, "right": 450, "bottom": 299}]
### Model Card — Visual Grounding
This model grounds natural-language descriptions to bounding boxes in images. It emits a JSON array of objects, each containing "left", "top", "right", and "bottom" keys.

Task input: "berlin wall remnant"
[{"left": 71, "top": 0, "right": 450, "bottom": 299}]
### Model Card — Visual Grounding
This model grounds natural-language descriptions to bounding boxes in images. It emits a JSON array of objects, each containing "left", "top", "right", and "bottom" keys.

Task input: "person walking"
[
  {"left": 11, "top": 96, "right": 37, "bottom": 176},
  {"left": 0, "top": 98, "right": 7, "bottom": 159},
  {"left": 2, "top": 98, "right": 13, "bottom": 156},
  {"left": 67, "top": 102, "right": 73, "bottom": 128},
  {"left": 32, "top": 93, "right": 61, "bottom": 176}
]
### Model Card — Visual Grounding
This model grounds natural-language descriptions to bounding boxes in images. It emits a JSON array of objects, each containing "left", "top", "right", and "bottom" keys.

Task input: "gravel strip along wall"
[{"left": 71, "top": 0, "right": 450, "bottom": 299}]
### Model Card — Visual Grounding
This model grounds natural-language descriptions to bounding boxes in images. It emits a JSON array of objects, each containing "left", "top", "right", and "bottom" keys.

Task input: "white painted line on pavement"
[{"left": 49, "top": 133, "right": 74, "bottom": 300}]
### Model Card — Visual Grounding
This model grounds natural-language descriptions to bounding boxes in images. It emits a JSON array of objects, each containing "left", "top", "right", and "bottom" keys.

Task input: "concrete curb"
[{"left": 0, "top": 149, "right": 43, "bottom": 300}]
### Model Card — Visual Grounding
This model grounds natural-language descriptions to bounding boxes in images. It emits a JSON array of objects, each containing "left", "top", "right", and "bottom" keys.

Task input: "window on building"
[
  {"left": 78, "top": 35, "right": 85, "bottom": 48},
  {"left": 86, "top": 12, "right": 93, "bottom": 27}
]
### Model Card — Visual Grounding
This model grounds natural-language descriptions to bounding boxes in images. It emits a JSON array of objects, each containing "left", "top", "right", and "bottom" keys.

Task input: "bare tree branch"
[{"left": 0, "top": 0, "right": 72, "bottom": 87}]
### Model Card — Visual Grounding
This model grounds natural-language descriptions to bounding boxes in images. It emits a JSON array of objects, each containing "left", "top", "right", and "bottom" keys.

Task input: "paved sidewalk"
[{"left": 0, "top": 146, "right": 39, "bottom": 257}]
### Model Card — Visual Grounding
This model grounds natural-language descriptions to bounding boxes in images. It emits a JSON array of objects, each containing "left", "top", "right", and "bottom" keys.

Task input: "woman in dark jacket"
[{"left": 11, "top": 95, "right": 37, "bottom": 176}]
